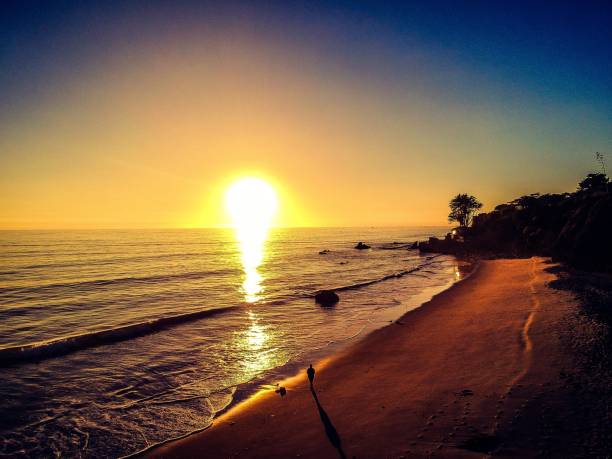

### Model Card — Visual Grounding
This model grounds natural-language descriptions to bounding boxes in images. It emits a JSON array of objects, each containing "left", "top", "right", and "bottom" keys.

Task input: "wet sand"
[{"left": 146, "top": 258, "right": 591, "bottom": 458}]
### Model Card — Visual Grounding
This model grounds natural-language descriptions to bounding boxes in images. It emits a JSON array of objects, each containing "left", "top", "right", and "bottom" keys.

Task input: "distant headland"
[{"left": 419, "top": 170, "right": 612, "bottom": 272}]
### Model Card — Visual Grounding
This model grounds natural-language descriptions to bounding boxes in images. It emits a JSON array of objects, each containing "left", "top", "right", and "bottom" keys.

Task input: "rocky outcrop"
[
  {"left": 314, "top": 290, "right": 340, "bottom": 307},
  {"left": 418, "top": 236, "right": 467, "bottom": 257},
  {"left": 555, "top": 195, "right": 612, "bottom": 270}
]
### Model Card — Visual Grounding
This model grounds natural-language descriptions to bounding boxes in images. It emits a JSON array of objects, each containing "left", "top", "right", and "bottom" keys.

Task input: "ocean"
[{"left": 0, "top": 227, "right": 461, "bottom": 458}]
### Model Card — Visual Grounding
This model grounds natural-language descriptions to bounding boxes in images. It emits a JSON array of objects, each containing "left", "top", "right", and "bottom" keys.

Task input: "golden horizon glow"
[
  {"left": 0, "top": 28, "right": 605, "bottom": 230},
  {"left": 226, "top": 177, "right": 278, "bottom": 302}
]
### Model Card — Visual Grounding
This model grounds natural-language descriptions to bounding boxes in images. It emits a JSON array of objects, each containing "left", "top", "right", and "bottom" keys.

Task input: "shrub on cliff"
[{"left": 578, "top": 173, "right": 609, "bottom": 192}]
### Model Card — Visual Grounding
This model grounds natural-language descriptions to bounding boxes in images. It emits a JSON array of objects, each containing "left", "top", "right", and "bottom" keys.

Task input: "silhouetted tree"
[
  {"left": 448, "top": 194, "right": 483, "bottom": 227},
  {"left": 596, "top": 152, "right": 607, "bottom": 176},
  {"left": 509, "top": 193, "right": 540, "bottom": 209},
  {"left": 578, "top": 173, "right": 609, "bottom": 192},
  {"left": 595, "top": 152, "right": 610, "bottom": 194}
]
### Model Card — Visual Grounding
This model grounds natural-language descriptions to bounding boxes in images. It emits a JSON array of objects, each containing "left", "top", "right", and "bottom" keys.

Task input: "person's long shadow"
[{"left": 310, "top": 386, "right": 347, "bottom": 459}]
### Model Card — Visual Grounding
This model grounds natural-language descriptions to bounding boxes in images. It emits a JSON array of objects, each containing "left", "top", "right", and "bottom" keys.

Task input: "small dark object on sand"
[
  {"left": 458, "top": 389, "right": 474, "bottom": 396},
  {"left": 275, "top": 386, "right": 287, "bottom": 397},
  {"left": 355, "top": 242, "right": 370, "bottom": 250},
  {"left": 319, "top": 249, "right": 330, "bottom": 255},
  {"left": 315, "top": 290, "right": 340, "bottom": 307}
]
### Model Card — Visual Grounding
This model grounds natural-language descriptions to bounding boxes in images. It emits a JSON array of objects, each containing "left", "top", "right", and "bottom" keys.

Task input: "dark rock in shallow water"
[
  {"left": 315, "top": 290, "right": 340, "bottom": 307},
  {"left": 319, "top": 249, "right": 331, "bottom": 255},
  {"left": 354, "top": 242, "right": 371, "bottom": 250},
  {"left": 418, "top": 236, "right": 464, "bottom": 255}
]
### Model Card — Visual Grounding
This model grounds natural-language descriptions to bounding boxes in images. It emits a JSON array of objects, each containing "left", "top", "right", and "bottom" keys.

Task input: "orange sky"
[{"left": 1, "top": 5, "right": 610, "bottom": 229}]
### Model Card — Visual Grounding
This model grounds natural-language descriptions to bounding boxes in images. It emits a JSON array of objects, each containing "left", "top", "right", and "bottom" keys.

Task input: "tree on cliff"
[
  {"left": 578, "top": 173, "right": 609, "bottom": 192},
  {"left": 578, "top": 153, "right": 610, "bottom": 193},
  {"left": 448, "top": 194, "right": 483, "bottom": 227}
]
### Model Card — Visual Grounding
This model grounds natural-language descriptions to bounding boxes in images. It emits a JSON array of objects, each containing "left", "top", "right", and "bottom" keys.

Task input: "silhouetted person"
[{"left": 307, "top": 364, "right": 315, "bottom": 387}]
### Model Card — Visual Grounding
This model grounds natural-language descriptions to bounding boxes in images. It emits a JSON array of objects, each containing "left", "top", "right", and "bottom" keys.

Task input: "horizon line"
[{"left": 0, "top": 224, "right": 453, "bottom": 232}]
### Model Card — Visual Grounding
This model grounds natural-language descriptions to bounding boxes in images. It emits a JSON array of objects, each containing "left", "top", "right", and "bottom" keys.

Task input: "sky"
[{"left": 1, "top": 0, "right": 611, "bottom": 229}]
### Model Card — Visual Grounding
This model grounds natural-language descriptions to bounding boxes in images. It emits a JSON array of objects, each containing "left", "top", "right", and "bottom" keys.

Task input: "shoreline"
[
  {"left": 127, "top": 257, "right": 473, "bottom": 458},
  {"left": 140, "top": 259, "right": 482, "bottom": 459},
  {"left": 146, "top": 257, "right": 605, "bottom": 458}
]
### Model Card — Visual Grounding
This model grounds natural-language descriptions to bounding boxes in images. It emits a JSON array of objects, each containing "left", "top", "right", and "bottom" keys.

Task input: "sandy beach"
[{"left": 145, "top": 257, "right": 598, "bottom": 458}]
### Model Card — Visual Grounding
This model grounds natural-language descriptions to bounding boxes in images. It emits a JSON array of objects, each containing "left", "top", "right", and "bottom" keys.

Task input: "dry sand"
[{"left": 146, "top": 258, "right": 590, "bottom": 458}]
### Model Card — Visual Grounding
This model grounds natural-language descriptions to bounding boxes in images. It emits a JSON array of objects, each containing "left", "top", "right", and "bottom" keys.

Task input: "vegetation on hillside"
[{"left": 421, "top": 155, "right": 612, "bottom": 272}]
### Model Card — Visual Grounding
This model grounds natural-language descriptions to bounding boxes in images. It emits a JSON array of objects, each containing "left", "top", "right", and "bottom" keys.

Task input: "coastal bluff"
[{"left": 419, "top": 184, "right": 612, "bottom": 272}]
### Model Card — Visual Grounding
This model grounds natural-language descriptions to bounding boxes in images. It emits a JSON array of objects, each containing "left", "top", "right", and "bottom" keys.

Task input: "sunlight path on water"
[{"left": 225, "top": 177, "right": 278, "bottom": 303}]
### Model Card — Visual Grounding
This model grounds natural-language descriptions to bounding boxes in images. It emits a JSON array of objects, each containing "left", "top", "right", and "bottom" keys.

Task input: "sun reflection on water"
[
  {"left": 236, "top": 225, "right": 268, "bottom": 302},
  {"left": 453, "top": 260, "right": 474, "bottom": 281},
  {"left": 225, "top": 177, "right": 278, "bottom": 303},
  {"left": 245, "top": 310, "right": 267, "bottom": 349},
  {"left": 240, "top": 310, "right": 277, "bottom": 375}
]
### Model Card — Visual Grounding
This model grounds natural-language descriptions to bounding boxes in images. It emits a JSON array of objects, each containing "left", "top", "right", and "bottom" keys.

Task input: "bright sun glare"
[
  {"left": 225, "top": 177, "right": 278, "bottom": 303},
  {"left": 225, "top": 178, "right": 278, "bottom": 230}
]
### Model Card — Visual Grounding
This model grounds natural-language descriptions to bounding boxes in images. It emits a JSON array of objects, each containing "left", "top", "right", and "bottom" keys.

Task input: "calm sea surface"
[{"left": 0, "top": 227, "right": 461, "bottom": 458}]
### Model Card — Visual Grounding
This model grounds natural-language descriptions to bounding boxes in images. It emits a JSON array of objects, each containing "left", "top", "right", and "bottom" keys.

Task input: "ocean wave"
[
  {"left": 0, "top": 306, "right": 238, "bottom": 367},
  {"left": 331, "top": 254, "right": 444, "bottom": 292},
  {"left": 12, "top": 251, "right": 229, "bottom": 272},
  {"left": 0, "top": 254, "right": 447, "bottom": 367},
  {"left": 0, "top": 268, "right": 240, "bottom": 298}
]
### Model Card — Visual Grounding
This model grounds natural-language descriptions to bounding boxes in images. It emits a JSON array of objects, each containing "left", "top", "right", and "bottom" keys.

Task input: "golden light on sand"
[{"left": 225, "top": 178, "right": 278, "bottom": 302}]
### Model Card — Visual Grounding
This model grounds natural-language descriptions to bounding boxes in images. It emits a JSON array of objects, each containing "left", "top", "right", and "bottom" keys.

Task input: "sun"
[{"left": 225, "top": 177, "right": 278, "bottom": 229}]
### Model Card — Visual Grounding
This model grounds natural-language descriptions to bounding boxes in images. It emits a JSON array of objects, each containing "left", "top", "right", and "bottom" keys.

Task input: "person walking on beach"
[{"left": 307, "top": 364, "right": 315, "bottom": 388}]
